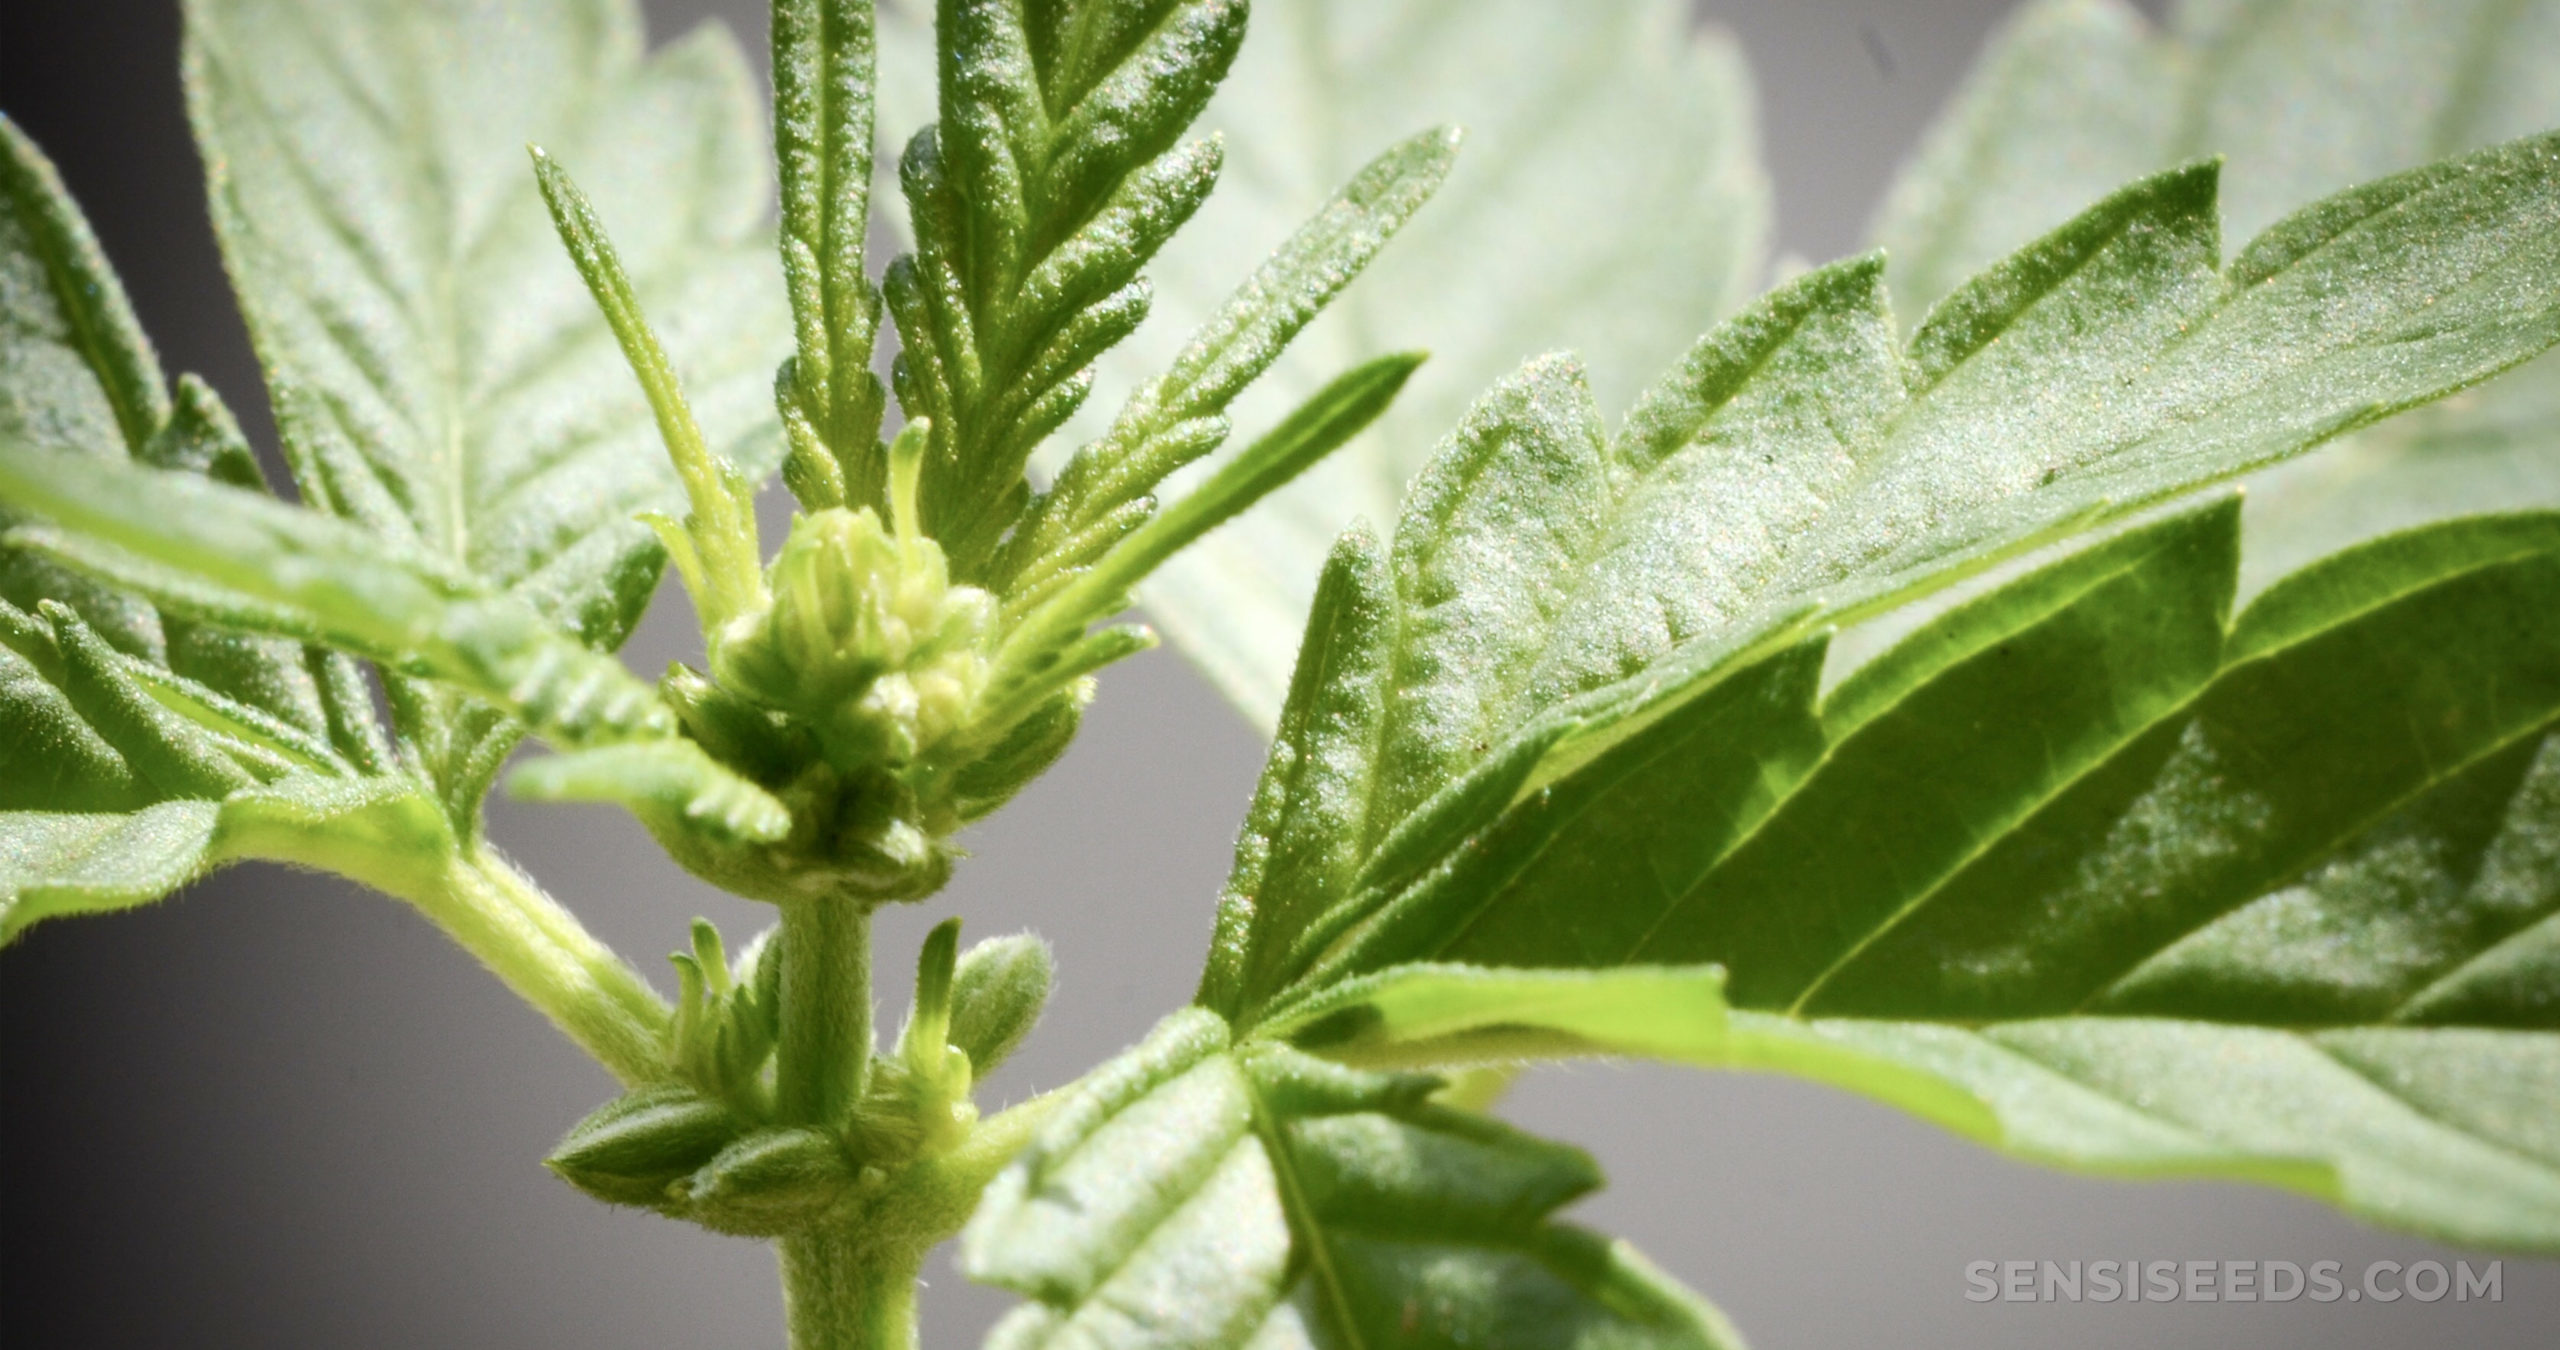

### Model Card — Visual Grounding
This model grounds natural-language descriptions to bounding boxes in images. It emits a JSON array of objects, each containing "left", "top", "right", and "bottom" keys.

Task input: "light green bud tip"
[
  {"left": 949, "top": 933, "right": 1053, "bottom": 1078},
  {"left": 710, "top": 505, "right": 996, "bottom": 771}
]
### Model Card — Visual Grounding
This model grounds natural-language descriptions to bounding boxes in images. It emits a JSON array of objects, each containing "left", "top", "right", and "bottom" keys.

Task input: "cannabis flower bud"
[{"left": 710, "top": 505, "right": 994, "bottom": 772}]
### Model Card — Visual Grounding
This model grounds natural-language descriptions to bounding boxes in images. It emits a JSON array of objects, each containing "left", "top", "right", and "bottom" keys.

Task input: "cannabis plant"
[{"left": 5, "top": 0, "right": 2560, "bottom": 1345}]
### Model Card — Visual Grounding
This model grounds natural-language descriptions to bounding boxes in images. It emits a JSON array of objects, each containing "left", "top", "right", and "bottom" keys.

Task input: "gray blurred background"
[{"left": 2, "top": 1, "right": 2552, "bottom": 1346}]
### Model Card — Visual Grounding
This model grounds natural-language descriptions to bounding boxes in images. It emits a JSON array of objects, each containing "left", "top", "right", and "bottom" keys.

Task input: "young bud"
[
  {"left": 674, "top": 1126, "right": 856, "bottom": 1237},
  {"left": 665, "top": 919, "right": 782, "bottom": 1112},
  {"left": 660, "top": 663, "right": 809, "bottom": 784},
  {"left": 743, "top": 923, "right": 784, "bottom": 1018},
  {"left": 546, "top": 1085, "right": 739, "bottom": 1210},
  {"left": 709, "top": 506, "right": 995, "bottom": 774},
  {"left": 949, "top": 933, "right": 1053, "bottom": 1078}
]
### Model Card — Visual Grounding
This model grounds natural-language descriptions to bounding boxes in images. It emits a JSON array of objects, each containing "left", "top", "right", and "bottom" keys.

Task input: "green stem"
[
  {"left": 396, "top": 843, "right": 672, "bottom": 1085},
  {"left": 776, "top": 893, "right": 874, "bottom": 1126},
  {"left": 765, "top": 893, "right": 903, "bottom": 1350},
  {"left": 781, "top": 1232, "right": 920, "bottom": 1350},
  {"left": 774, "top": 1070, "right": 1066, "bottom": 1350}
]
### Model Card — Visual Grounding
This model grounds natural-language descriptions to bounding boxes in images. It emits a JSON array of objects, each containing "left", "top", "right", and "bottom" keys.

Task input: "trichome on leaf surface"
[{"left": 4, "top": 0, "right": 2560, "bottom": 1346}]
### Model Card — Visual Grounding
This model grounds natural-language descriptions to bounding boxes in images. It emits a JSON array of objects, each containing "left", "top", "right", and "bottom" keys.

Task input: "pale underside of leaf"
[
  {"left": 1870, "top": 0, "right": 2560, "bottom": 598},
  {"left": 1710, "top": 1014, "right": 2560, "bottom": 1252},
  {"left": 183, "top": 0, "right": 786, "bottom": 649},
  {"left": 1258, "top": 963, "right": 1731, "bottom": 1072}
]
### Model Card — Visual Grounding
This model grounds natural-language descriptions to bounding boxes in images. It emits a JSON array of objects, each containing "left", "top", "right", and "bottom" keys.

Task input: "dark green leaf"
[
  {"left": 1797, "top": 516, "right": 2560, "bottom": 1021},
  {"left": 0, "top": 115, "right": 437, "bottom": 941},
  {"left": 1239, "top": 498, "right": 2560, "bottom": 1248},
  {"left": 964, "top": 1009, "right": 1741, "bottom": 1350}
]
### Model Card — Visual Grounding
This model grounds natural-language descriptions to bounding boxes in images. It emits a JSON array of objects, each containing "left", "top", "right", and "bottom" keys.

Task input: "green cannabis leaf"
[
  {"left": 0, "top": 115, "right": 441, "bottom": 943},
  {"left": 564, "top": 0, "right": 1462, "bottom": 906},
  {"left": 964, "top": 1008, "right": 1742, "bottom": 1350},
  {"left": 1876, "top": 0, "right": 2560, "bottom": 311},
  {"left": 1873, "top": 0, "right": 2560, "bottom": 571},
  {"left": 0, "top": 0, "right": 774, "bottom": 1082},
  {"left": 182, "top": 0, "right": 786, "bottom": 797},
  {"left": 873, "top": 0, "right": 1770, "bottom": 725},
  {"left": 860, "top": 0, "right": 1458, "bottom": 604},
  {"left": 0, "top": 408, "right": 792, "bottom": 844},
  {"left": 877, "top": 0, "right": 1252, "bottom": 570},
  {"left": 1190, "top": 139, "right": 2560, "bottom": 1251},
  {"left": 185, "top": 0, "right": 784, "bottom": 640},
  {"left": 1333, "top": 499, "right": 2560, "bottom": 1247},
  {"left": 16, "top": 0, "right": 2560, "bottom": 1344},
  {"left": 2, "top": 0, "right": 1457, "bottom": 940},
  {"left": 5, "top": 0, "right": 796, "bottom": 844}
]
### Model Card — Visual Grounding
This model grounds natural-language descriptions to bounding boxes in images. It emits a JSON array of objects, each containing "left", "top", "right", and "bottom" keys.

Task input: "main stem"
[
  {"left": 773, "top": 891, "right": 905, "bottom": 1350},
  {"left": 775, "top": 891, "right": 874, "bottom": 1125},
  {"left": 781, "top": 1232, "right": 921, "bottom": 1350}
]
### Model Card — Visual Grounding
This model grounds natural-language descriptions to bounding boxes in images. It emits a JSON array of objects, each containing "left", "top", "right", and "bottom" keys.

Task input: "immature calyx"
[
  {"left": 634, "top": 420, "right": 1101, "bottom": 904},
  {"left": 517, "top": 98, "right": 1426, "bottom": 911},
  {"left": 711, "top": 503, "right": 995, "bottom": 775},
  {"left": 550, "top": 921, "right": 1054, "bottom": 1239}
]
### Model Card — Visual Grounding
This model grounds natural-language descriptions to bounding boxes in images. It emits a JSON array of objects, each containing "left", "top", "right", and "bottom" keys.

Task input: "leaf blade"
[
  {"left": 1042, "top": 0, "right": 1771, "bottom": 726},
  {"left": 181, "top": 0, "right": 785, "bottom": 647},
  {"left": 1288, "top": 503, "right": 2560, "bottom": 1247},
  {"left": 0, "top": 775, "right": 453, "bottom": 946},
  {"left": 0, "top": 113, "right": 442, "bottom": 940},
  {"left": 963, "top": 1009, "right": 1743, "bottom": 1350},
  {"left": 1706, "top": 1014, "right": 2560, "bottom": 1251},
  {"left": 0, "top": 440, "right": 675, "bottom": 749},
  {"left": 1871, "top": 0, "right": 2560, "bottom": 605},
  {"left": 1261, "top": 963, "right": 1731, "bottom": 1071}
]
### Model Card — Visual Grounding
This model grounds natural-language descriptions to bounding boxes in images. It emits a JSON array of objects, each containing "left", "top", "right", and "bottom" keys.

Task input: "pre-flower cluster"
[{"left": 713, "top": 503, "right": 994, "bottom": 776}]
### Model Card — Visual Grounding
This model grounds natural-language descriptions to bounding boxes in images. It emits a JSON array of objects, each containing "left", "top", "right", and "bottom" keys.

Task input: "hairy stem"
[
  {"left": 781, "top": 1232, "right": 920, "bottom": 1350},
  {"left": 395, "top": 844, "right": 671, "bottom": 1085},
  {"left": 776, "top": 893, "right": 874, "bottom": 1125},
  {"left": 772, "top": 895, "right": 896, "bottom": 1349}
]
